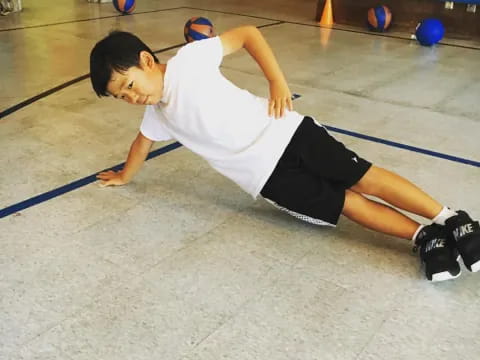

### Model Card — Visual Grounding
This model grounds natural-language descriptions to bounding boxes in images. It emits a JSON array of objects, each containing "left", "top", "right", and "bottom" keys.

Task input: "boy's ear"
[{"left": 139, "top": 51, "right": 155, "bottom": 70}]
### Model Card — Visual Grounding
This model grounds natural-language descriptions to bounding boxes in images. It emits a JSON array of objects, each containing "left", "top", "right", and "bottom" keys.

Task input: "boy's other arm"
[
  {"left": 97, "top": 132, "right": 153, "bottom": 187},
  {"left": 220, "top": 26, "right": 292, "bottom": 118}
]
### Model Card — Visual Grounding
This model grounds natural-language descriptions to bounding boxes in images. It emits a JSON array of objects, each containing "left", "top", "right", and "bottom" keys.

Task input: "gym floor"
[{"left": 1, "top": 0, "right": 479, "bottom": 359}]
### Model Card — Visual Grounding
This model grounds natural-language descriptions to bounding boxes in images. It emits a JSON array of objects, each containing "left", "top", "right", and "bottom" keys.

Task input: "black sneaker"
[
  {"left": 445, "top": 210, "right": 480, "bottom": 272},
  {"left": 413, "top": 224, "right": 461, "bottom": 282}
]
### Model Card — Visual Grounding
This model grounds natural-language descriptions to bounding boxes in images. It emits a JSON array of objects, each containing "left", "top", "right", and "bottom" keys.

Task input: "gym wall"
[{"left": 315, "top": 0, "right": 480, "bottom": 39}]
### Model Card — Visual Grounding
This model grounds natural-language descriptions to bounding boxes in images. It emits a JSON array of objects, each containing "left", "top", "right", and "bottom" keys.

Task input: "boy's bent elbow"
[
  {"left": 245, "top": 25, "right": 259, "bottom": 34},
  {"left": 221, "top": 25, "right": 261, "bottom": 56},
  {"left": 244, "top": 25, "right": 262, "bottom": 42}
]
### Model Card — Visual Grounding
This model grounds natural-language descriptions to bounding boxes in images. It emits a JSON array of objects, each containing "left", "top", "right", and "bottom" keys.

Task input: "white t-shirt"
[{"left": 140, "top": 36, "right": 303, "bottom": 198}]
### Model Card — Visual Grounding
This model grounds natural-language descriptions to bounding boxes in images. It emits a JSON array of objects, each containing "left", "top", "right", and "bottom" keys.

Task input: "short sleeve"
[
  {"left": 177, "top": 36, "right": 223, "bottom": 70},
  {"left": 140, "top": 105, "right": 173, "bottom": 142}
]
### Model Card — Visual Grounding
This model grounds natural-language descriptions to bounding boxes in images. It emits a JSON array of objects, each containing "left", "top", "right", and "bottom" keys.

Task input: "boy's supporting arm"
[
  {"left": 220, "top": 26, "right": 292, "bottom": 118},
  {"left": 97, "top": 132, "right": 153, "bottom": 187}
]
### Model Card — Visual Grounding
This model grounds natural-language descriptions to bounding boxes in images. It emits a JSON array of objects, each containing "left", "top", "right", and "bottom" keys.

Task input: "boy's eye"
[{"left": 128, "top": 81, "right": 133, "bottom": 89}]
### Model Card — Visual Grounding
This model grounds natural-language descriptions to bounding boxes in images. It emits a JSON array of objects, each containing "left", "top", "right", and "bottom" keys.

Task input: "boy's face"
[{"left": 106, "top": 51, "right": 165, "bottom": 105}]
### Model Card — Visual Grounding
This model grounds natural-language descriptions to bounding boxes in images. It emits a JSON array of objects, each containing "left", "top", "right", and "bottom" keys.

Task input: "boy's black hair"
[{"left": 89, "top": 31, "right": 159, "bottom": 97}]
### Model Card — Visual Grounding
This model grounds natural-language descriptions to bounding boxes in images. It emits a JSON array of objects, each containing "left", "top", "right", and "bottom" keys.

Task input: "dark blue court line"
[
  {"left": 0, "top": 142, "right": 182, "bottom": 219},
  {"left": 324, "top": 125, "right": 480, "bottom": 168},
  {"left": 1, "top": 120, "right": 478, "bottom": 219},
  {"left": 0, "top": 44, "right": 184, "bottom": 119},
  {"left": 0, "top": 75, "right": 89, "bottom": 119}
]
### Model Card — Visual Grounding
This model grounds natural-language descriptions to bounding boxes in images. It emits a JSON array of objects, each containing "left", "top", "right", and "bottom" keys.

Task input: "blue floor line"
[
  {"left": 0, "top": 142, "right": 182, "bottom": 219},
  {"left": 324, "top": 125, "right": 480, "bottom": 168},
  {"left": 0, "top": 126, "right": 478, "bottom": 219}
]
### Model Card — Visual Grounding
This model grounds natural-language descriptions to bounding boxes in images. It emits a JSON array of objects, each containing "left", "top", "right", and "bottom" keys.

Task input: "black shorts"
[{"left": 260, "top": 116, "right": 371, "bottom": 226}]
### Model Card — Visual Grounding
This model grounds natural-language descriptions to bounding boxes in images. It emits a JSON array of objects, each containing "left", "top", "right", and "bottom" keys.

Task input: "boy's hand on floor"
[
  {"left": 268, "top": 79, "right": 293, "bottom": 119},
  {"left": 96, "top": 170, "right": 128, "bottom": 187}
]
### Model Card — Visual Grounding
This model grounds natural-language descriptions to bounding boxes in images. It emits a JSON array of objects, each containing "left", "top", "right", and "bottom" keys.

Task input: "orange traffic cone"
[{"left": 319, "top": 0, "right": 334, "bottom": 27}]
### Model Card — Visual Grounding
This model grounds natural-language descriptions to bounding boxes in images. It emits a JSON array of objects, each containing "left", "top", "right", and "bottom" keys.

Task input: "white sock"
[
  {"left": 412, "top": 224, "right": 425, "bottom": 244},
  {"left": 432, "top": 206, "right": 457, "bottom": 226}
]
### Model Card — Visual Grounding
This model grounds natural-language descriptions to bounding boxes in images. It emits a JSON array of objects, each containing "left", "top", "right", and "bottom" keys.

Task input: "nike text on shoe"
[
  {"left": 413, "top": 224, "right": 461, "bottom": 282},
  {"left": 445, "top": 210, "right": 480, "bottom": 272}
]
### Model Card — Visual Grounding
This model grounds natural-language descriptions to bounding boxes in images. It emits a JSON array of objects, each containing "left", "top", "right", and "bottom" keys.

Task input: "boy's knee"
[
  {"left": 342, "top": 189, "right": 366, "bottom": 216},
  {"left": 342, "top": 189, "right": 355, "bottom": 214},
  {"left": 351, "top": 165, "right": 384, "bottom": 194}
]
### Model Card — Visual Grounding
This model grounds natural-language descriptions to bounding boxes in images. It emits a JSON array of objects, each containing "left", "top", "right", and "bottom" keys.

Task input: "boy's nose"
[
  {"left": 129, "top": 93, "right": 141, "bottom": 104},
  {"left": 123, "top": 94, "right": 136, "bottom": 104}
]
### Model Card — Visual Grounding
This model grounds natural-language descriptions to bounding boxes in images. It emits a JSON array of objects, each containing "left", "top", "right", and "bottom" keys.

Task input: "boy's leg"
[
  {"left": 342, "top": 190, "right": 462, "bottom": 281},
  {"left": 263, "top": 117, "right": 466, "bottom": 280},
  {"left": 350, "top": 166, "right": 480, "bottom": 273},
  {"left": 341, "top": 189, "right": 419, "bottom": 240},
  {"left": 349, "top": 165, "right": 443, "bottom": 220}
]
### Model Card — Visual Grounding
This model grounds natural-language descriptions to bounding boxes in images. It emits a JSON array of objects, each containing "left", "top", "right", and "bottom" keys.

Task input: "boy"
[{"left": 89, "top": 26, "right": 480, "bottom": 282}]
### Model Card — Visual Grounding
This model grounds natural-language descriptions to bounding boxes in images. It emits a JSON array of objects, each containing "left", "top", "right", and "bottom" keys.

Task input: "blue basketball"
[
  {"left": 415, "top": 19, "right": 445, "bottom": 46},
  {"left": 184, "top": 17, "right": 215, "bottom": 43}
]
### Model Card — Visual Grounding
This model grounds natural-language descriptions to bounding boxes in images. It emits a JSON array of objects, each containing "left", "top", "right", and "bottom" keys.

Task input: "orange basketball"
[
  {"left": 367, "top": 5, "right": 392, "bottom": 32},
  {"left": 184, "top": 17, "right": 215, "bottom": 43},
  {"left": 113, "top": 0, "right": 136, "bottom": 14}
]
